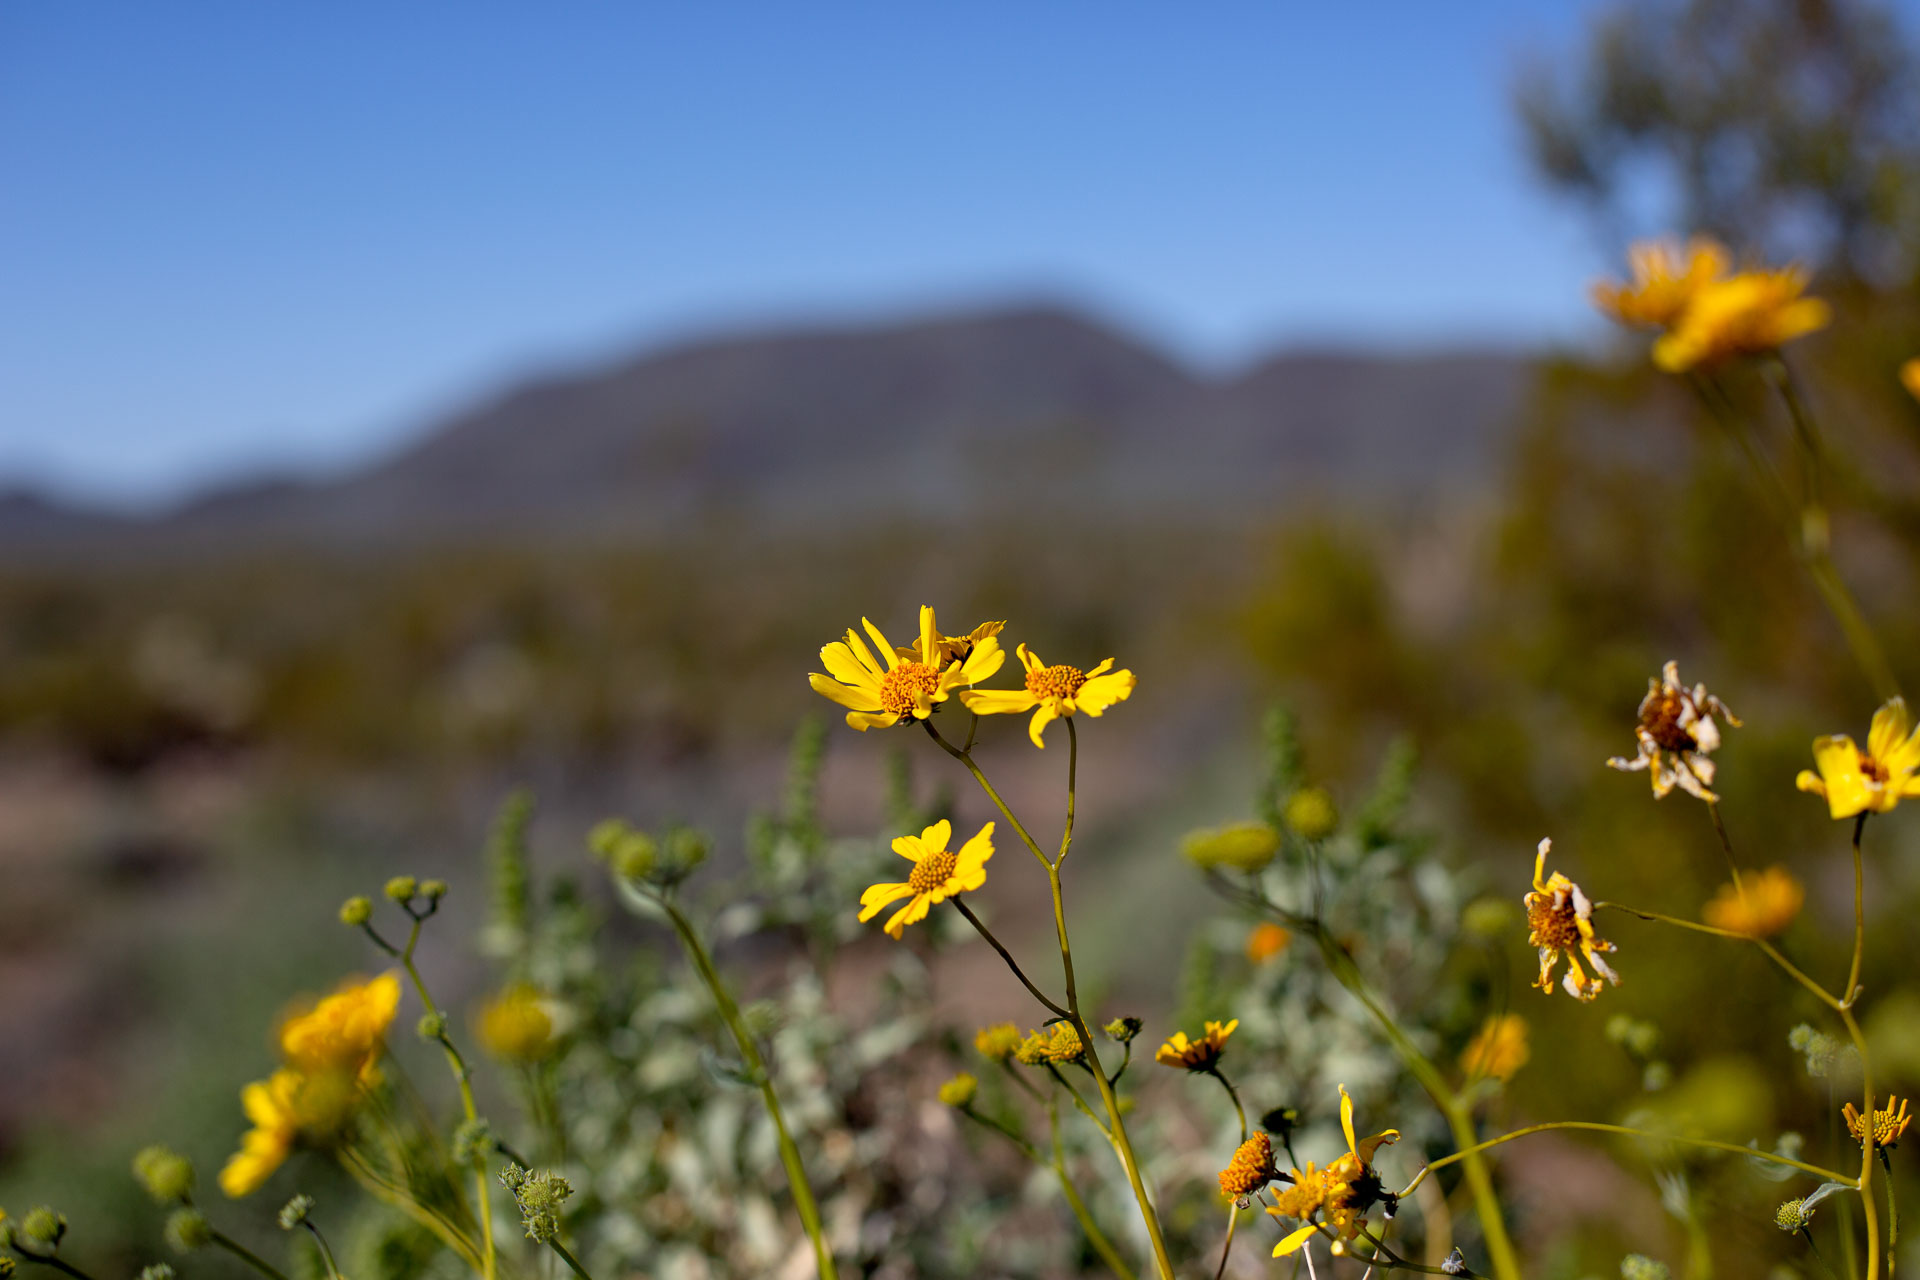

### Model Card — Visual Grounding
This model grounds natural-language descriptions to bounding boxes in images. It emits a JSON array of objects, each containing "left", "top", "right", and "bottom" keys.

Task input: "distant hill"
[{"left": 0, "top": 305, "right": 1535, "bottom": 555}]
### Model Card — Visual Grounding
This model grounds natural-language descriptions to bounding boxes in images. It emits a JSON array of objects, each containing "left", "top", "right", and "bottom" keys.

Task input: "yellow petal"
[
  {"left": 810, "top": 672, "right": 882, "bottom": 713},
  {"left": 862, "top": 618, "right": 898, "bottom": 670},
  {"left": 858, "top": 882, "right": 914, "bottom": 921},
  {"left": 843, "top": 627, "right": 886, "bottom": 678},
  {"left": 1274, "top": 1224, "right": 1320, "bottom": 1257},
  {"left": 918, "top": 605, "right": 937, "bottom": 665},
  {"left": 1027, "top": 702, "right": 1060, "bottom": 749},
  {"left": 884, "top": 893, "right": 932, "bottom": 939},
  {"left": 1016, "top": 643, "right": 1042, "bottom": 672},
  {"left": 1339, "top": 1084, "right": 1358, "bottom": 1157},
  {"left": 955, "top": 822, "right": 996, "bottom": 877},
  {"left": 1074, "top": 670, "right": 1136, "bottom": 716},
  {"left": 1795, "top": 769, "right": 1827, "bottom": 797},
  {"left": 819, "top": 642, "right": 882, "bottom": 691},
  {"left": 921, "top": 819, "right": 952, "bottom": 853},
  {"left": 956, "top": 637, "right": 1006, "bottom": 685},
  {"left": 846, "top": 711, "right": 898, "bottom": 732},
  {"left": 1869, "top": 701, "right": 1911, "bottom": 764},
  {"left": 891, "top": 832, "right": 925, "bottom": 862},
  {"left": 961, "top": 689, "right": 1038, "bottom": 715},
  {"left": 1355, "top": 1128, "right": 1400, "bottom": 1163}
]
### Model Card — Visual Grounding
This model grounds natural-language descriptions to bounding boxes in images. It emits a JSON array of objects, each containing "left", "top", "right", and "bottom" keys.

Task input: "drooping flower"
[
  {"left": 1246, "top": 923, "right": 1293, "bottom": 964},
  {"left": 809, "top": 606, "right": 1004, "bottom": 731},
  {"left": 1267, "top": 1085, "right": 1400, "bottom": 1256},
  {"left": 278, "top": 973, "right": 402, "bottom": 1078},
  {"left": 857, "top": 819, "right": 993, "bottom": 939},
  {"left": 1652, "top": 266, "right": 1830, "bottom": 372},
  {"left": 1460, "top": 1014, "right": 1530, "bottom": 1083},
  {"left": 1796, "top": 697, "right": 1920, "bottom": 819},
  {"left": 1014, "top": 1022, "right": 1085, "bottom": 1066},
  {"left": 1701, "top": 866, "right": 1803, "bottom": 937},
  {"left": 1217, "top": 1133, "right": 1277, "bottom": 1199},
  {"left": 960, "top": 643, "right": 1135, "bottom": 748},
  {"left": 218, "top": 1068, "right": 361, "bottom": 1198},
  {"left": 1606, "top": 661, "right": 1741, "bottom": 802},
  {"left": 1592, "top": 237, "right": 1730, "bottom": 330},
  {"left": 1154, "top": 1019, "right": 1238, "bottom": 1072},
  {"left": 974, "top": 1022, "right": 1022, "bottom": 1062},
  {"left": 476, "top": 984, "right": 558, "bottom": 1063},
  {"left": 1524, "top": 839, "right": 1620, "bottom": 1001},
  {"left": 1844, "top": 1097, "right": 1912, "bottom": 1149}
]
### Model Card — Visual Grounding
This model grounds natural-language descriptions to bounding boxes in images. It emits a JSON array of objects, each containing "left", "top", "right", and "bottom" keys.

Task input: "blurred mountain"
[{"left": 1, "top": 305, "right": 1534, "bottom": 554}]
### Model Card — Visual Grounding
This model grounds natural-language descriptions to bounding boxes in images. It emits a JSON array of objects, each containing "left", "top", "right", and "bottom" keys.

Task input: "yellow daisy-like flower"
[
  {"left": 1844, "top": 1097, "right": 1912, "bottom": 1148},
  {"left": 1218, "top": 1132, "right": 1276, "bottom": 1199},
  {"left": 218, "top": 1067, "right": 362, "bottom": 1198},
  {"left": 279, "top": 972, "right": 402, "bottom": 1077},
  {"left": 1523, "top": 839, "right": 1619, "bottom": 1002},
  {"left": 1460, "top": 1014, "right": 1530, "bottom": 1083},
  {"left": 1154, "top": 1019, "right": 1238, "bottom": 1072},
  {"left": 809, "top": 606, "right": 1005, "bottom": 731},
  {"left": 1267, "top": 1085, "right": 1400, "bottom": 1257},
  {"left": 1592, "top": 236, "right": 1730, "bottom": 330},
  {"left": 917, "top": 618, "right": 1006, "bottom": 666},
  {"left": 1903, "top": 359, "right": 1920, "bottom": 403},
  {"left": 857, "top": 819, "right": 993, "bottom": 939},
  {"left": 475, "top": 984, "right": 558, "bottom": 1063},
  {"left": 959, "top": 643, "right": 1135, "bottom": 748},
  {"left": 1246, "top": 923, "right": 1293, "bottom": 964},
  {"left": 974, "top": 1022, "right": 1022, "bottom": 1062},
  {"left": 1652, "top": 265, "right": 1830, "bottom": 372},
  {"left": 1606, "top": 660, "right": 1740, "bottom": 802},
  {"left": 1796, "top": 697, "right": 1920, "bottom": 819},
  {"left": 1702, "top": 866, "right": 1803, "bottom": 937},
  {"left": 938, "top": 1072, "right": 979, "bottom": 1107},
  {"left": 1014, "top": 1022, "right": 1085, "bottom": 1066}
]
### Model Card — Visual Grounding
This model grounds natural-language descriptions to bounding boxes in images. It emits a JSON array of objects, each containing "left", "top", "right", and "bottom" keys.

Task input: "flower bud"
[
  {"left": 420, "top": 879, "right": 448, "bottom": 901},
  {"left": 18, "top": 1207, "right": 64, "bottom": 1250},
  {"left": 133, "top": 1145, "right": 196, "bottom": 1204},
  {"left": 276, "top": 1195, "right": 314, "bottom": 1230},
  {"left": 383, "top": 876, "right": 418, "bottom": 903},
  {"left": 1103, "top": 1016, "right": 1143, "bottom": 1043},
  {"left": 658, "top": 827, "right": 710, "bottom": 884},
  {"left": 590, "top": 819, "right": 658, "bottom": 881},
  {"left": 937, "top": 1073, "right": 978, "bottom": 1107},
  {"left": 137, "top": 1267, "right": 175, "bottom": 1280},
  {"left": 1181, "top": 822, "right": 1280, "bottom": 873},
  {"left": 338, "top": 896, "right": 373, "bottom": 927},
  {"left": 500, "top": 1165, "right": 572, "bottom": 1244},
  {"left": 973, "top": 1023, "right": 1021, "bottom": 1062},
  {"left": 1620, "top": 1256, "right": 1672, "bottom": 1280},
  {"left": 164, "top": 1208, "right": 212, "bottom": 1254},
  {"left": 417, "top": 1012, "right": 448, "bottom": 1042},
  {"left": 1283, "top": 787, "right": 1338, "bottom": 840}
]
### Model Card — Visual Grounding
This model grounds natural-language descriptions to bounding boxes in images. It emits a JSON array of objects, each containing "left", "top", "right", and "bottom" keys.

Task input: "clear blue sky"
[{"left": 5, "top": 3, "right": 1619, "bottom": 507}]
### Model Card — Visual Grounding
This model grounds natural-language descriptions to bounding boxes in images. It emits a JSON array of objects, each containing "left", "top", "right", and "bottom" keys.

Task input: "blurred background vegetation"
[{"left": 6, "top": 0, "right": 1920, "bottom": 1275}]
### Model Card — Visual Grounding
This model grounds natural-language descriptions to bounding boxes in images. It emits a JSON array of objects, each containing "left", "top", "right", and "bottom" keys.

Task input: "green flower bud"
[
  {"left": 1181, "top": 822, "right": 1281, "bottom": 873},
  {"left": 132, "top": 1145, "right": 196, "bottom": 1204},
  {"left": 500, "top": 1164, "right": 572, "bottom": 1244},
  {"left": 417, "top": 1012, "right": 448, "bottom": 1042},
  {"left": 1620, "top": 1256, "right": 1672, "bottom": 1280},
  {"left": 164, "top": 1208, "right": 212, "bottom": 1254},
  {"left": 18, "top": 1207, "right": 64, "bottom": 1250},
  {"left": 338, "top": 896, "right": 373, "bottom": 927},
  {"left": 937, "top": 1073, "right": 978, "bottom": 1107},
  {"left": 276, "top": 1195, "right": 314, "bottom": 1230},
  {"left": 383, "top": 876, "right": 419, "bottom": 903},
  {"left": 658, "top": 827, "right": 710, "bottom": 884},
  {"left": 1283, "top": 788, "right": 1338, "bottom": 840},
  {"left": 1103, "top": 1016, "right": 1143, "bottom": 1043},
  {"left": 137, "top": 1266, "right": 175, "bottom": 1280},
  {"left": 1775, "top": 1197, "right": 1815, "bottom": 1231},
  {"left": 590, "top": 819, "right": 658, "bottom": 881},
  {"left": 419, "top": 879, "right": 448, "bottom": 901},
  {"left": 452, "top": 1117, "right": 496, "bottom": 1167}
]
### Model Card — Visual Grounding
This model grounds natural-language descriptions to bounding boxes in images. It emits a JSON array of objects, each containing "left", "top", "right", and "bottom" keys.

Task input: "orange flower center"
[
  {"left": 908, "top": 848, "right": 959, "bottom": 895},
  {"left": 879, "top": 661, "right": 941, "bottom": 717},
  {"left": 1026, "top": 663, "right": 1086, "bottom": 701},
  {"left": 1641, "top": 687, "right": 1697, "bottom": 752},
  {"left": 1526, "top": 893, "right": 1581, "bottom": 950},
  {"left": 1860, "top": 751, "right": 1890, "bottom": 784},
  {"left": 1218, "top": 1133, "right": 1275, "bottom": 1198}
]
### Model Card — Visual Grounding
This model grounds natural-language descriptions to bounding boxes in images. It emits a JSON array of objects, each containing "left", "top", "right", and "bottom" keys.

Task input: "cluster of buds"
[
  {"left": 591, "top": 819, "right": 710, "bottom": 888},
  {"left": 500, "top": 1163, "right": 574, "bottom": 1244}
]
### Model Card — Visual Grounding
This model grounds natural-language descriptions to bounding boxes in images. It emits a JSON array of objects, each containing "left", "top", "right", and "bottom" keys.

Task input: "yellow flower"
[
  {"left": 938, "top": 1073, "right": 978, "bottom": 1107},
  {"left": 1702, "top": 866, "right": 1804, "bottom": 938},
  {"left": 1460, "top": 1014, "right": 1530, "bottom": 1083},
  {"left": 476, "top": 984, "right": 558, "bottom": 1063},
  {"left": 1181, "top": 822, "right": 1281, "bottom": 873},
  {"left": 918, "top": 618, "right": 1005, "bottom": 666},
  {"left": 1267, "top": 1085, "right": 1400, "bottom": 1256},
  {"left": 1606, "top": 660, "right": 1740, "bottom": 802},
  {"left": 1903, "top": 359, "right": 1920, "bottom": 403},
  {"left": 1154, "top": 1019, "right": 1237, "bottom": 1072},
  {"left": 809, "top": 606, "right": 1004, "bottom": 731},
  {"left": 974, "top": 1022, "right": 1022, "bottom": 1062},
  {"left": 1218, "top": 1132, "right": 1276, "bottom": 1199},
  {"left": 1246, "top": 923, "right": 1293, "bottom": 964},
  {"left": 959, "top": 643, "right": 1135, "bottom": 748},
  {"left": 218, "top": 1067, "right": 362, "bottom": 1197},
  {"left": 1796, "top": 697, "right": 1920, "bottom": 819},
  {"left": 1014, "top": 1022, "right": 1085, "bottom": 1066},
  {"left": 1524, "top": 839, "right": 1620, "bottom": 1002},
  {"left": 1592, "top": 236, "right": 1730, "bottom": 329},
  {"left": 857, "top": 819, "right": 993, "bottom": 939},
  {"left": 279, "top": 973, "right": 401, "bottom": 1077},
  {"left": 1844, "top": 1097, "right": 1912, "bottom": 1148},
  {"left": 1652, "top": 266, "right": 1830, "bottom": 372},
  {"left": 1283, "top": 788, "right": 1338, "bottom": 840}
]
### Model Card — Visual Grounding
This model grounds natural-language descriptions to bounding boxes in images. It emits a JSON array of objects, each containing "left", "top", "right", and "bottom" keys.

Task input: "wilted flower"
[
  {"left": 1154, "top": 1019, "right": 1237, "bottom": 1072},
  {"left": 809, "top": 606, "right": 1003, "bottom": 731},
  {"left": 1460, "top": 1014, "right": 1530, "bottom": 1082},
  {"left": 1218, "top": 1133, "right": 1277, "bottom": 1199},
  {"left": 974, "top": 1022, "right": 1022, "bottom": 1062},
  {"left": 1181, "top": 822, "right": 1281, "bottom": 873},
  {"left": 1652, "top": 265, "right": 1830, "bottom": 371},
  {"left": 1796, "top": 697, "right": 1920, "bottom": 818},
  {"left": 1606, "top": 661, "right": 1739, "bottom": 802},
  {"left": 1844, "top": 1097, "right": 1912, "bottom": 1149},
  {"left": 1702, "top": 866, "right": 1803, "bottom": 937},
  {"left": 1524, "top": 839, "right": 1620, "bottom": 1001},
  {"left": 476, "top": 985, "right": 558, "bottom": 1063},
  {"left": 1592, "top": 237, "right": 1729, "bottom": 330},
  {"left": 938, "top": 1073, "right": 978, "bottom": 1107},
  {"left": 857, "top": 819, "right": 993, "bottom": 939},
  {"left": 1246, "top": 923, "right": 1292, "bottom": 963},
  {"left": 960, "top": 643, "right": 1135, "bottom": 749},
  {"left": 1267, "top": 1086, "right": 1400, "bottom": 1256}
]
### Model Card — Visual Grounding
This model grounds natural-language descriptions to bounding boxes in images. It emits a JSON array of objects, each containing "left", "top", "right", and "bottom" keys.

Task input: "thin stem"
[
  {"left": 655, "top": 893, "right": 839, "bottom": 1280},
  {"left": 1805, "top": 1229, "right": 1844, "bottom": 1280},
  {"left": 1842, "top": 1001, "right": 1882, "bottom": 1280},
  {"left": 1595, "top": 902, "right": 1841, "bottom": 1010},
  {"left": 1212, "top": 1203, "right": 1240, "bottom": 1280},
  {"left": 398, "top": 919, "right": 497, "bottom": 1280},
  {"left": 1354, "top": 1225, "right": 1465, "bottom": 1276},
  {"left": 922, "top": 720, "right": 1052, "bottom": 870},
  {"left": 1883, "top": 1149, "right": 1900, "bottom": 1277},
  {"left": 1396, "top": 1121, "right": 1857, "bottom": 1198},
  {"left": 1846, "top": 814, "right": 1868, "bottom": 1006},
  {"left": 301, "top": 1221, "right": 344, "bottom": 1280},
  {"left": 1044, "top": 1063, "right": 1115, "bottom": 1141},
  {"left": 7, "top": 1254, "right": 100, "bottom": 1280},
  {"left": 1060, "top": 719, "right": 1078, "bottom": 864},
  {"left": 1705, "top": 801, "right": 1743, "bottom": 894},
  {"left": 211, "top": 1229, "right": 293, "bottom": 1280},
  {"left": 1209, "top": 1066, "right": 1249, "bottom": 1141},
  {"left": 952, "top": 897, "right": 1068, "bottom": 1017},
  {"left": 1049, "top": 1102, "right": 1136, "bottom": 1280},
  {"left": 339, "top": 1147, "right": 485, "bottom": 1271},
  {"left": 958, "top": 1103, "right": 1039, "bottom": 1159},
  {"left": 1106, "top": 1039, "right": 1133, "bottom": 1089},
  {"left": 548, "top": 1239, "right": 596, "bottom": 1280}
]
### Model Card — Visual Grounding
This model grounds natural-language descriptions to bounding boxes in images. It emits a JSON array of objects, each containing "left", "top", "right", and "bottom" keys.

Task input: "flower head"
[
  {"left": 1218, "top": 1133, "right": 1277, "bottom": 1199},
  {"left": 476, "top": 985, "right": 558, "bottom": 1063},
  {"left": 1460, "top": 1014, "right": 1530, "bottom": 1083},
  {"left": 1247, "top": 923, "right": 1293, "bottom": 964},
  {"left": 938, "top": 1073, "right": 978, "bottom": 1107},
  {"left": 809, "top": 606, "right": 1004, "bottom": 731},
  {"left": 1524, "top": 839, "right": 1620, "bottom": 1001},
  {"left": 1181, "top": 822, "right": 1281, "bottom": 873},
  {"left": 960, "top": 643, "right": 1135, "bottom": 748},
  {"left": 857, "top": 819, "right": 993, "bottom": 939},
  {"left": 279, "top": 973, "right": 402, "bottom": 1077},
  {"left": 1154, "top": 1019, "right": 1237, "bottom": 1072},
  {"left": 1652, "top": 265, "right": 1830, "bottom": 372},
  {"left": 1776, "top": 1197, "right": 1816, "bottom": 1232},
  {"left": 1592, "top": 237, "right": 1730, "bottom": 330},
  {"left": 1606, "top": 661, "right": 1740, "bottom": 801},
  {"left": 1796, "top": 697, "right": 1920, "bottom": 818},
  {"left": 918, "top": 618, "right": 1006, "bottom": 666},
  {"left": 1844, "top": 1097, "right": 1912, "bottom": 1149},
  {"left": 1015, "top": 1022, "right": 1085, "bottom": 1066},
  {"left": 1702, "top": 866, "right": 1803, "bottom": 937},
  {"left": 219, "top": 1067, "right": 362, "bottom": 1197},
  {"left": 974, "top": 1022, "right": 1022, "bottom": 1062},
  {"left": 1267, "top": 1085, "right": 1400, "bottom": 1256}
]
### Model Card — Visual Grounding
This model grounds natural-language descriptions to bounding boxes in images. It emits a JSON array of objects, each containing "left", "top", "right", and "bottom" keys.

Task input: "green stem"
[
  {"left": 1396, "top": 1121, "right": 1857, "bottom": 1197},
  {"left": 1883, "top": 1149, "right": 1899, "bottom": 1277},
  {"left": 1845, "top": 814, "right": 1868, "bottom": 1006},
  {"left": 1843, "top": 1003, "right": 1883, "bottom": 1280},
  {"left": 1208, "top": 1066, "right": 1248, "bottom": 1141},
  {"left": 1596, "top": 902, "right": 1840, "bottom": 1010},
  {"left": 655, "top": 893, "right": 839, "bottom": 1280},
  {"left": 922, "top": 720, "right": 1053, "bottom": 871},
  {"left": 548, "top": 1239, "right": 596, "bottom": 1280},
  {"left": 211, "top": 1229, "right": 293, "bottom": 1280},
  {"left": 1705, "top": 801, "right": 1743, "bottom": 894},
  {"left": 7, "top": 1253, "right": 100, "bottom": 1280},
  {"left": 1353, "top": 1224, "right": 1466, "bottom": 1276},
  {"left": 952, "top": 897, "right": 1068, "bottom": 1017},
  {"left": 301, "top": 1222, "right": 344, "bottom": 1280},
  {"left": 1211, "top": 1203, "right": 1240, "bottom": 1280},
  {"left": 399, "top": 919, "right": 497, "bottom": 1280},
  {"left": 339, "top": 1147, "right": 486, "bottom": 1272},
  {"left": 1049, "top": 1102, "right": 1136, "bottom": 1280}
]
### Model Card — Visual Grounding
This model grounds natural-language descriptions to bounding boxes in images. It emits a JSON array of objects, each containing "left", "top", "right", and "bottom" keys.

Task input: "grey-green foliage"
[{"left": 485, "top": 787, "right": 535, "bottom": 965}]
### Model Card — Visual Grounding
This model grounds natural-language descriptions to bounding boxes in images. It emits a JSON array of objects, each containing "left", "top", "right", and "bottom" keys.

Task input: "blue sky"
[{"left": 6, "top": 3, "right": 1626, "bottom": 506}]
